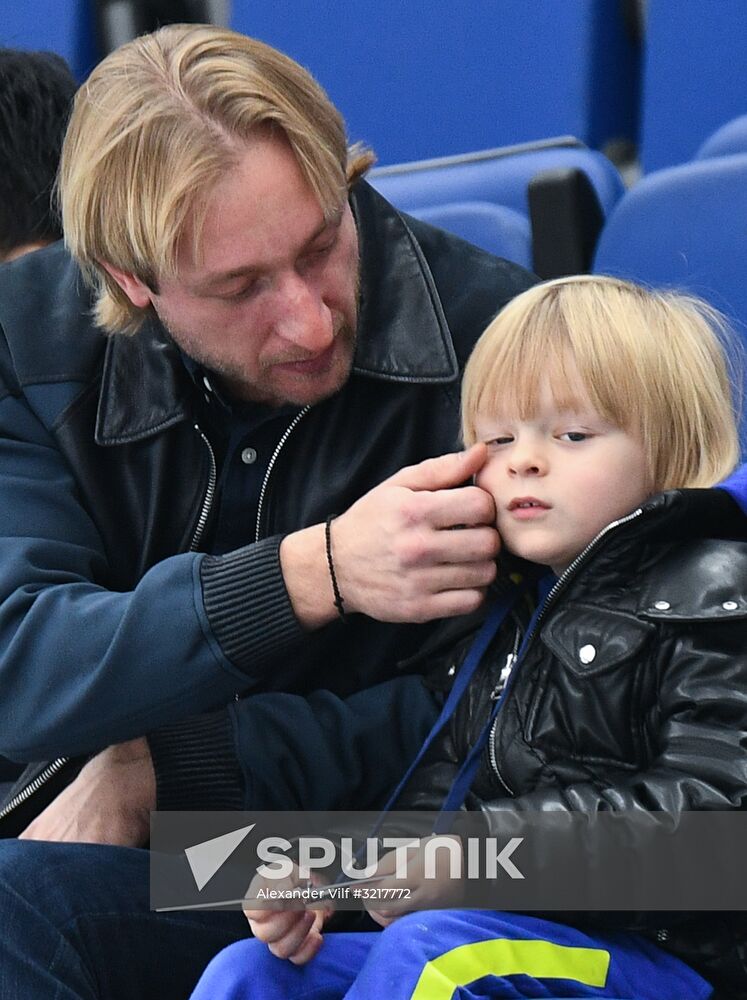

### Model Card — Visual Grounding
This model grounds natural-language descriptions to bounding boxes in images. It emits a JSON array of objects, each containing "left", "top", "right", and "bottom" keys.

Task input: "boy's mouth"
[{"left": 507, "top": 497, "right": 551, "bottom": 511}]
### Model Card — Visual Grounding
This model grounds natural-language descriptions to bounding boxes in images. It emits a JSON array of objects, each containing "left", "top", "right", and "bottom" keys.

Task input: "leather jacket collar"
[{"left": 95, "top": 181, "right": 458, "bottom": 446}]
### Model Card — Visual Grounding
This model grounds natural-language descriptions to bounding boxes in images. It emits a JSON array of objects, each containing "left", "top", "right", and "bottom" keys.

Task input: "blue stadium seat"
[
  {"left": 695, "top": 115, "right": 747, "bottom": 161},
  {"left": 640, "top": 0, "right": 747, "bottom": 171},
  {"left": 231, "top": 0, "right": 638, "bottom": 165},
  {"left": 407, "top": 201, "right": 532, "bottom": 270},
  {"left": 2, "top": 0, "right": 96, "bottom": 80},
  {"left": 369, "top": 141, "right": 625, "bottom": 220},
  {"left": 593, "top": 153, "right": 747, "bottom": 450}
]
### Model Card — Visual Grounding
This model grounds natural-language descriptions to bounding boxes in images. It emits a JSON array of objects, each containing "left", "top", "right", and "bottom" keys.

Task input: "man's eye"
[
  {"left": 305, "top": 242, "right": 334, "bottom": 264},
  {"left": 301, "top": 234, "right": 339, "bottom": 266},
  {"left": 220, "top": 283, "right": 258, "bottom": 302},
  {"left": 559, "top": 431, "right": 589, "bottom": 442}
]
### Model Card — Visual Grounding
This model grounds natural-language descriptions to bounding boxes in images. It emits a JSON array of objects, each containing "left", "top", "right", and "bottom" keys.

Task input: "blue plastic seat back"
[
  {"left": 593, "top": 154, "right": 747, "bottom": 451},
  {"left": 369, "top": 143, "right": 625, "bottom": 220},
  {"left": 230, "top": 0, "right": 637, "bottom": 165},
  {"left": 695, "top": 115, "right": 747, "bottom": 161},
  {"left": 641, "top": 0, "right": 747, "bottom": 171},
  {"left": 3, "top": 0, "right": 96, "bottom": 79},
  {"left": 408, "top": 201, "right": 532, "bottom": 271}
]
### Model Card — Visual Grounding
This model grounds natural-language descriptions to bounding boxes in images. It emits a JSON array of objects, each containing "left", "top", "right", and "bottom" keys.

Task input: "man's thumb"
[{"left": 388, "top": 442, "right": 487, "bottom": 491}]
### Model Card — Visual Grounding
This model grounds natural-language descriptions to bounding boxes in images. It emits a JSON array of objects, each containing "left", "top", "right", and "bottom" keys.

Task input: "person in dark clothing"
[
  {"left": 0, "top": 23, "right": 534, "bottom": 1000},
  {"left": 0, "top": 48, "right": 76, "bottom": 262},
  {"left": 232, "top": 276, "right": 747, "bottom": 999},
  {"left": 0, "top": 46, "right": 78, "bottom": 785}
]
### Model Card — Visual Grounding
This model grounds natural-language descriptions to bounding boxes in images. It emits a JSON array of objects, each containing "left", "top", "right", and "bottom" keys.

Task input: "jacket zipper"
[
  {"left": 1, "top": 423, "right": 219, "bottom": 823},
  {"left": 0, "top": 756, "right": 69, "bottom": 822},
  {"left": 489, "top": 621, "right": 522, "bottom": 701},
  {"left": 190, "top": 424, "right": 217, "bottom": 552},
  {"left": 254, "top": 407, "right": 310, "bottom": 543},
  {"left": 487, "top": 507, "right": 645, "bottom": 793},
  {"left": 487, "top": 622, "right": 521, "bottom": 794}
]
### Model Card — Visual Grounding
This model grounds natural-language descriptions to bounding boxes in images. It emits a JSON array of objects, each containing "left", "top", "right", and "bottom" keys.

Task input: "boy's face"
[{"left": 474, "top": 372, "right": 651, "bottom": 575}]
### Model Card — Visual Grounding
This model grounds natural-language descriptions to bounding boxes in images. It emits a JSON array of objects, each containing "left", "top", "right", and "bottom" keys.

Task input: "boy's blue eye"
[
  {"left": 489, "top": 436, "right": 514, "bottom": 446},
  {"left": 560, "top": 431, "right": 589, "bottom": 442}
]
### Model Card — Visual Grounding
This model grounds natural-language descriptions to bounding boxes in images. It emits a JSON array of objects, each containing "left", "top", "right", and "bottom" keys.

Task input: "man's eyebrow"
[{"left": 194, "top": 212, "right": 343, "bottom": 293}]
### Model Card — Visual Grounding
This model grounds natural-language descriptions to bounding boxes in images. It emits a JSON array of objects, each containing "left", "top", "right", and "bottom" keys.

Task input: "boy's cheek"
[{"left": 474, "top": 477, "right": 501, "bottom": 521}]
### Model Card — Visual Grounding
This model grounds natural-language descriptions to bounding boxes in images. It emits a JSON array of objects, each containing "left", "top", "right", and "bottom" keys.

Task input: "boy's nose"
[{"left": 508, "top": 448, "right": 547, "bottom": 477}]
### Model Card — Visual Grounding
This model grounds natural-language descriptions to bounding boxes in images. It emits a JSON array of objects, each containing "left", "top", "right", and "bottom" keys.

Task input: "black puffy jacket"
[{"left": 399, "top": 486, "right": 747, "bottom": 997}]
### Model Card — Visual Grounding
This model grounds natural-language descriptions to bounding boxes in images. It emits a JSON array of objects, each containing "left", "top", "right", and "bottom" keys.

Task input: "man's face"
[
  {"left": 474, "top": 369, "right": 651, "bottom": 575},
  {"left": 112, "top": 135, "right": 359, "bottom": 407}
]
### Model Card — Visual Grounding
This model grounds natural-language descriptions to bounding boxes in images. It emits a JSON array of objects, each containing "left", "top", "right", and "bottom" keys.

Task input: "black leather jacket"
[
  {"left": 0, "top": 180, "right": 534, "bottom": 830},
  {"left": 399, "top": 487, "right": 747, "bottom": 997}
]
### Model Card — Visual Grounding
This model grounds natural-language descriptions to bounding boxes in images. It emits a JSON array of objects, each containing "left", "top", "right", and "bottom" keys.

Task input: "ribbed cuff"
[
  {"left": 148, "top": 709, "right": 244, "bottom": 810},
  {"left": 200, "top": 535, "right": 303, "bottom": 675}
]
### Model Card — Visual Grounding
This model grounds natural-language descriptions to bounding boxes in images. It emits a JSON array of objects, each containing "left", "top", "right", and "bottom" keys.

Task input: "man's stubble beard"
[{"left": 157, "top": 307, "right": 358, "bottom": 409}]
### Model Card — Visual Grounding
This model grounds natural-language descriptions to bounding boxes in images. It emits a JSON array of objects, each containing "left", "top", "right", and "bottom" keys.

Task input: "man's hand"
[
  {"left": 244, "top": 864, "right": 333, "bottom": 965},
  {"left": 281, "top": 443, "right": 500, "bottom": 628},
  {"left": 19, "top": 737, "right": 155, "bottom": 846}
]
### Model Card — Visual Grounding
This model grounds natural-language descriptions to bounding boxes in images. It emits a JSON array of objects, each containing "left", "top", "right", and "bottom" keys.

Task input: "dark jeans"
[{"left": 0, "top": 839, "right": 248, "bottom": 999}]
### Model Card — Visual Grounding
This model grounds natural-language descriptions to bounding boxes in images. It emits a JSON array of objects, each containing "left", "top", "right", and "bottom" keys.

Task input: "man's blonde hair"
[
  {"left": 58, "top": 23, "right": 374, "bottom": 335},
  {"left": 462, "top": 275, "right": 741, "bottom": 491}
]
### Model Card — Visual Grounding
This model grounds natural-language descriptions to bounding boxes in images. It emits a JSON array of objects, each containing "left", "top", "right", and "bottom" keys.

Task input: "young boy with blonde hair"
[{"left": 193, "top": 275, "right": 747, "bottom": 999}]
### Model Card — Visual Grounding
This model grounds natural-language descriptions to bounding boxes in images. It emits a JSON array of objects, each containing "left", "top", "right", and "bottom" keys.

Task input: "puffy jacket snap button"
[
  {"left": 241, "top": 447, "right": 258, "bottom": 465},
  {"left": 722, "top": 601, "right": 739, "bottom": 611},
  {"left": 653, "top": 600, "right": 671, "bottom": 611},
  {"left": 579, "top": 644, "right": 596, "bottom": 664}
]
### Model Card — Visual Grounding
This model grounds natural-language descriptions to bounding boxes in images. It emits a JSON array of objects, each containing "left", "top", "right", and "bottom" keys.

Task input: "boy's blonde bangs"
[
  {"left": 58, "top": 24, "right": 375, "bottom": 335},
  {"left": 462, "top": 275, "right": 741, "bottom": 491}
]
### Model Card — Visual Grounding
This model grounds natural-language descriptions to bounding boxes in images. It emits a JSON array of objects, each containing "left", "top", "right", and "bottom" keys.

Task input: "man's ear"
[{"left": 100, "top": 262, "right": 155, "bottom": 310}]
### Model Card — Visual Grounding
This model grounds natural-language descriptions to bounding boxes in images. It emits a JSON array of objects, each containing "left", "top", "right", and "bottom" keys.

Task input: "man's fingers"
[
  {"left": 422, "top": 561, "right": 498, "bottom": 593},
  {"left": 389, "top": 484, "right": 496, "bottom": 533},
  {"left": 370, "top": 587, "right": 489, "bottom": 623},
  {"left": 425, "top": 485, "right": 496, "bottom": 530},
  {"left": 395, "top": 526, "right": 500, "bottom": 568},
  {"left": 417, "top": 588, "right": 490, "bottom": 620},
  {"left": 387, "top": 443, "right": 487, "bottom": 493},
  {"left": 438, "top": 526, "right": 501, "bottom": 564}
]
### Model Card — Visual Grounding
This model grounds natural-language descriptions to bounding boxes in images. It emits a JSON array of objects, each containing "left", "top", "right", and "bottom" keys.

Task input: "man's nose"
[{"left": 273, "top": 273, "right": 334, "bottom": 352}]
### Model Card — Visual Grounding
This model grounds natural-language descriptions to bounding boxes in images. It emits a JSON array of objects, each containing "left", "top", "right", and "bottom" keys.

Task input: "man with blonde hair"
[{"left": 0, "top": 23, "right": 533, "bottom": 997}]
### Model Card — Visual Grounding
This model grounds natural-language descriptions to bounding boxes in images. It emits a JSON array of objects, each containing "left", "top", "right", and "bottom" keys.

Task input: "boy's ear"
[{"left": 100, "top": 262, "right": 155, "bottom": 310}]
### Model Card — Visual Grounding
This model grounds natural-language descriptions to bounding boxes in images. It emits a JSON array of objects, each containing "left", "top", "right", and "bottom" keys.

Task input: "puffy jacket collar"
[
  {"left": 624, "top": 486, "right": 746, "bottom": 547},
  {"left": 556, "top": 485, "right": 746, "bottom": 610},
  {"left": 95, "top": 181, "right": 458, "bottom": 446}
]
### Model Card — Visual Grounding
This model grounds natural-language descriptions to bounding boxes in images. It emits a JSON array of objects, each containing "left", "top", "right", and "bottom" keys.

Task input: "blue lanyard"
[
  {"left": 368, "top": 574, "right": 555, "bottom": 843},
  {"left": 431, "top": 574, "right": 555, "bottom": 832},
  {"left": 367, "top": 584, "right": 524, "bottom": 840}
]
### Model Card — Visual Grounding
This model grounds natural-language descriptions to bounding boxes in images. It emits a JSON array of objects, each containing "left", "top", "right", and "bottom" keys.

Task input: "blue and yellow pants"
[{"left": 190, "top": 910, "right": 712, "bottom": 999}]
